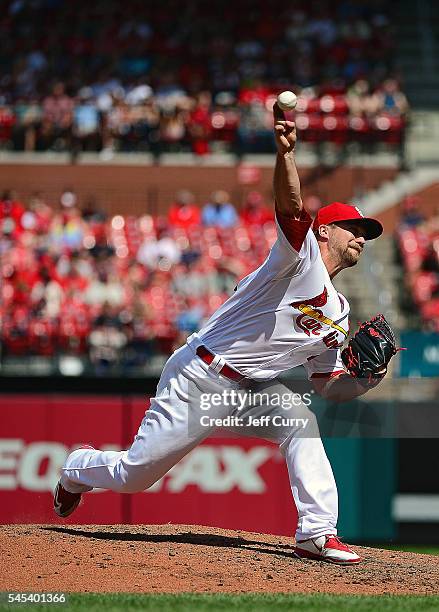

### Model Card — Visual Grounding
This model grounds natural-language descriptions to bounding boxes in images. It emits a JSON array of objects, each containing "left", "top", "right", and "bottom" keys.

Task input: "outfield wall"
[
  {"left": 0, "top": 163, "right": 398, "bottom": 218},
  {"left": 1, "top": 393, "right": 295, "bottom": 536},
  {"left": 1, "top": 391, "right": 399, "bottom": 542},
  {"left": 4, "top": 386, "right": 437, "bottom": 544}
]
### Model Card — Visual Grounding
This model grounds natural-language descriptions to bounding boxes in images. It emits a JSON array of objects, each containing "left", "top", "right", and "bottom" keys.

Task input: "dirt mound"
[{"left": 1, "top": 524, "right": 438, "bottom": 595}]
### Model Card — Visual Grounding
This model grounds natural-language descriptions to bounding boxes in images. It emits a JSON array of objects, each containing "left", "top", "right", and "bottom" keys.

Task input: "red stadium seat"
[
  {"left": 412, "top": 272, "right": 438, "bottom": 305},
  {"left": 320, "top": 95, "right": 349, "bottom": 116}
]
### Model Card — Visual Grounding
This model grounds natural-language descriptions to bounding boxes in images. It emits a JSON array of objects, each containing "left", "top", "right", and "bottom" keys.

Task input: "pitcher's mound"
[{"left": 1, "top": 524, "right": 437, "bottom": 595}]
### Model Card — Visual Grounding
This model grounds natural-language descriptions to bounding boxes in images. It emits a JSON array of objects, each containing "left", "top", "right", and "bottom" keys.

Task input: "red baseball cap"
[{"left": 312, "top": 202, "right": 383, "bottom": 240}]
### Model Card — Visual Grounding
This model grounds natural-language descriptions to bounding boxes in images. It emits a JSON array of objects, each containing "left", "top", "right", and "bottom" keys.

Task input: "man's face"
[{"left": 326, "top": 221, "right": 366, "bottom": 268}]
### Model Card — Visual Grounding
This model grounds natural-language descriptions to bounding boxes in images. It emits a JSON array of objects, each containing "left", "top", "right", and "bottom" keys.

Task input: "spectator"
[
  {"left": 28, "top": 192, "right": 52, "bottom": 232},
  {"left": 399, "top": 196, "right": 426, "bottom": 230},
  {"left": 210, "top": 91, "right": 240, "bottom": 151},
  {"left": 1, "top": 0, "right": 402, "bottom": 158},
  {"left": 155, "top": 73, "right": 188, "bottom": 112},
  {"left": 49, "top": 205, "right": 85, "bottom": 252},
  {"left": 168, "top": 190, "right": 201, "bottom": 228},
  {"left": 137, "top": 226, "right": 181, "bottom": 270},
  {"left": 237, "top": 81, "right": 274, "bottom": 155},
  {"left": 0, "top": 190, "right": 25, "bottom": 233},
  {"left": 187, "top": 91, "right": 212, "bottom": 156},
  {"left": 72, "top": 88, "right": 102, "bottom": 153},
  {"left": 102, "top": 91, "right": 132, "bottom": 155},
  {"left": 375, "top": 79, "right": 409, "bottom": 168},
  {"left": 398, "top": 204, "right": 439, "bottom": 331},
  {"left": 307, "top": 8, "right": 337, "bottom": 47},
  {"left": 30, "top": 266, "right": 63, "bottom": 318},
  {"left": 84, "top": 270, "right": 125, "bottom": 307},
  {"left": 240, "top": 191, "right": 272, "bottom": 225},
  {"left": 175, "top": 298, "right": 205, "bottom": 335},
  {"left": 125, "top": 84, "right": 153, "bottom": 107},
  {"left": 202, "top": 190, "right": 238, "bottom": 228},
  {"left": 41, "top": 82, "right": 74, "bottom": 150},
  {"left": 376, "top": 79, "right": 409, "bottom": 118},
  {"left": 347, "top": 79, "right": 379, "bottom": 117},
  {"left": 89, "top": 305, "right": 128, "bottom": 375},
  {"left": 172, "top": 260, "right": 216, "bottom": 298},
  {"left": 12, "top": 98, "right": 42, "bottom": 151},
  {"left": 128, "top": 97, "right": 161, "bottom": 155},
  {"left": 160, "top": 105, "right": 188, "bottom": 153},
  {"left": 0, "top": 102, "right": 15, "bottom": 149}
]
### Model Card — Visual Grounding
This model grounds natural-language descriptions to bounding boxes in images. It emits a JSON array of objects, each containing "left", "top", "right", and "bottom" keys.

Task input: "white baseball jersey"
[
  {"left": 63, "top": 205, "right": 342, "bottom": 541},
  {"left": 194, "top": 208, "right": 350, "bottom": 380}
]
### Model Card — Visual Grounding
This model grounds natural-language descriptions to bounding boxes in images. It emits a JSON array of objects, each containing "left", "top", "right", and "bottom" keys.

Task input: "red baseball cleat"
[
  {"left": 53, "top": 481, "right": 82, "bottom": 518},
  {"left": 294, "top": 535, "right": 361, "bottom": 565},
  {"left": 53, "top": 445, "right": 94, "bottom": 518}
]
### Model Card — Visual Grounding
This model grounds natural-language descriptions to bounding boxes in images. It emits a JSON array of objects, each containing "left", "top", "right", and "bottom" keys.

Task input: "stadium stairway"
[
  {"left": 396, "top": 0, "right": 439, "bottom": 164},
  {"left": 396, "top": 0, "right": 439, "bottom": 109},
  {"left": 333, "top": 234, "right": 405, "bottom": 331},
  {"left": 358, "top": 167, "right": 439, "bottom": 216},
  {"left": 335, "top": 161, "right": 439, "bottom": 332},
  {"left": 330, "top": 167, "right": 439, "bottom": 330}
]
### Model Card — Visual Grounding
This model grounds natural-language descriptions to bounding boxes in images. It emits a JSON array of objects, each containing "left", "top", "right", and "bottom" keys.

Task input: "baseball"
[{"left": 277, "top": 90, "right": 298, "bottom": 111}]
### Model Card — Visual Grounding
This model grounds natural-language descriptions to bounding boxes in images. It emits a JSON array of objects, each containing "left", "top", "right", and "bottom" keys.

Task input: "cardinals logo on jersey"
[{"left": 290, "top": 286, "right": 348, "bottom": 339}]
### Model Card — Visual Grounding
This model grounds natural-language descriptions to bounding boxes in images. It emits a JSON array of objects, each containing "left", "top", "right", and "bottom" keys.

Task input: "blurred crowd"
[
  {"left": 0, "top": 0, "right": 408, "bottom": 159},
  {"left": 4, "top": 185, "right": 438, "bottom": 372},
  {"left": 397, "top": 198, "right": 439, "bottom": 331},
  {"left": 0, "top": 187, "right": 302, "bottom": 372}
]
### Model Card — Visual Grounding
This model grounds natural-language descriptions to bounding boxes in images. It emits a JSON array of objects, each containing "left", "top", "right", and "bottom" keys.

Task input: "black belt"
[{"left": 196, "top": 345, "right": 245, "bottom": 383}]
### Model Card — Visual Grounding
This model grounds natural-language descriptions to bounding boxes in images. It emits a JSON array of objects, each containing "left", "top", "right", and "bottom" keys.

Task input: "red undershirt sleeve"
[{"left": 275, "top": 206, "right": 313, "bottom": 252}]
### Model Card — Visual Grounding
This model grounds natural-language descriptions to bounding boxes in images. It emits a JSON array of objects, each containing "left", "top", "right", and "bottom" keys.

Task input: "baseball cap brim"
[
  {"left": 334, "top": 217, "right": 383, "bottom": 240},
  {"left": 313, "top": 202, "right": 384, "bottom": 240}
]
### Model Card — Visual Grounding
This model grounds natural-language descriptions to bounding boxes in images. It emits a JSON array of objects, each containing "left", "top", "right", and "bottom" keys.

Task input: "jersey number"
[{"left": 323, "top": 330, "right": 340, "bottom": 349}]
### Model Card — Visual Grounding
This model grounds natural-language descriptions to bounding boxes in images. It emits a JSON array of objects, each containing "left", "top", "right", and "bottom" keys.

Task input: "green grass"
[{"left": 2, "top": 594, "right": 439, "bottom": 612}]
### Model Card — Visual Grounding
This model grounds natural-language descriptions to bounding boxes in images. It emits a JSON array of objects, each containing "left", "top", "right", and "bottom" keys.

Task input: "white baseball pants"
[{"left": 61, "top": 340, "right": 338, "bottom": 540}]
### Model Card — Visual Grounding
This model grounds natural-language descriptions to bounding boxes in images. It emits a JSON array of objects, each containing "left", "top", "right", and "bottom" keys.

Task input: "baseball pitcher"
[{"left": 54, "top": 103, "right": 396, "bottom": 565}]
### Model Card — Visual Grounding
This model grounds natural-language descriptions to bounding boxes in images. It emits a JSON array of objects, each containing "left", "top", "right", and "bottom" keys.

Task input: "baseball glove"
[{"left": 341, "top": 314, "right": 397, "bottom": 386}]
